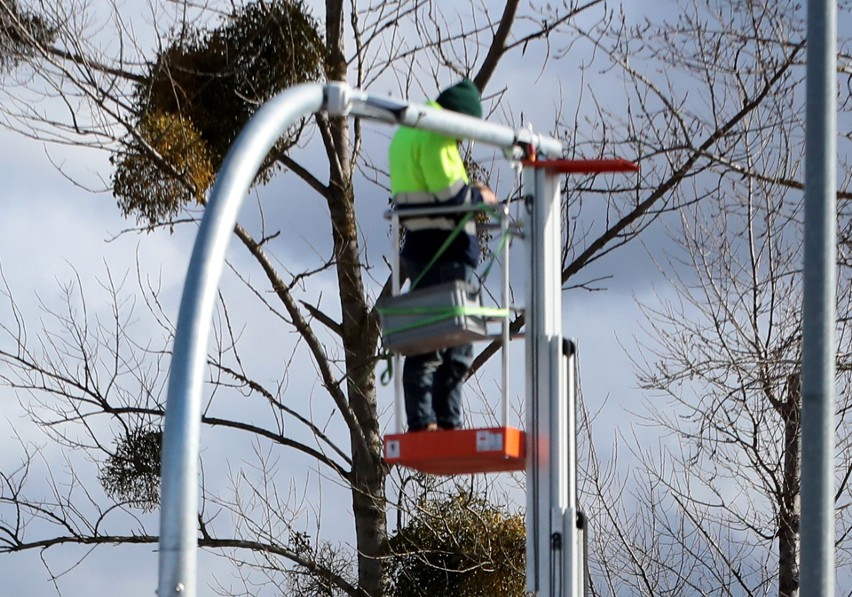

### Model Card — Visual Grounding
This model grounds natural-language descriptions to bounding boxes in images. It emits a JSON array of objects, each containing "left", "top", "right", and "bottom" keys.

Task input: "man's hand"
[{"left": 473, "top": 181, "right": 498, "bottom": 204}]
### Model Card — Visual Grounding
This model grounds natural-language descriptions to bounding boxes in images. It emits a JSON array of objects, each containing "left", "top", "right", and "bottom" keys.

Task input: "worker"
[{"left": 388, "top": 79, "right": 498, "bottom": 432}]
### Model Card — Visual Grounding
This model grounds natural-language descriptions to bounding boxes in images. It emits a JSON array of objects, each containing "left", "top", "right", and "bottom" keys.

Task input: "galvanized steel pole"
[{"left": 801, "top": 1, "right": 837, "bottom": 595}]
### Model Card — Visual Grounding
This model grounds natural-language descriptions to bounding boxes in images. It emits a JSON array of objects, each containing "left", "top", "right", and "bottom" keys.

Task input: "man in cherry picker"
[{"left": 388, "top": 79, "right": 498, "bottom": 432}]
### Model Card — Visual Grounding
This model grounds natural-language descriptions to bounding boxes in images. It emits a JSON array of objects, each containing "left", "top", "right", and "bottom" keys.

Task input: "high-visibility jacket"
[{"left": 389, "top": 102, "right": 483, "bottom": 267}]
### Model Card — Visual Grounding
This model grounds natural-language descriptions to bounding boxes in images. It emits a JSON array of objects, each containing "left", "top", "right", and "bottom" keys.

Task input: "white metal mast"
[{"left": 524, "top": 163, "right": 583, "bottom": 596}]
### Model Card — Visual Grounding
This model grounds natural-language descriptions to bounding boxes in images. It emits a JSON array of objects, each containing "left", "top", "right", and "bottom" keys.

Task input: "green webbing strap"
[
  {"left": 408, "top": 212, "right": 475, "bottom": 291},
  {"left": 378, "top": 304, "right": 511, "bottom": 336},
  {"left": 383, "top": 203, "right": 512, "bottom": 346},
  {"left": 478, "top": 224, "right": 510, "bottom": 284},
  {"left": 379, "top": 348, "right": 394, "bottom": 385}
]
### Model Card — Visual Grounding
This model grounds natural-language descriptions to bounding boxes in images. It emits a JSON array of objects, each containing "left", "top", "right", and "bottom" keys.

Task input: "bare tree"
[
  {"left": 1, "top": 0, "right": 833, "bottom": 595},
  {"left": 579, "top": 1, "right": 852, "bottom": 596}
]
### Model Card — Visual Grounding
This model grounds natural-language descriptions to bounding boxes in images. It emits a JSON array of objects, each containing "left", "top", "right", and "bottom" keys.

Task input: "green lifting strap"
[
  {"left": 408, "top": 211, "right": 475, "bottom": 291},
  {"left": 384, "top": 203, "right": 511, "bottom": 340},
  {"left": 379, "top": 349, "right": 394, "bottom": 385},
  {"left": 407, "top": 203, "right": 506, "bottom": 291},
  {"left": 478, "top": 222, "right": 510, "bottom": 283}
]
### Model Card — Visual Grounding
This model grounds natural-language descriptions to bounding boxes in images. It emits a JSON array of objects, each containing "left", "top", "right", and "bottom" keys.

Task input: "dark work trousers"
[{"left": 400, "top": 258, "right": 475, "bottom": 431}]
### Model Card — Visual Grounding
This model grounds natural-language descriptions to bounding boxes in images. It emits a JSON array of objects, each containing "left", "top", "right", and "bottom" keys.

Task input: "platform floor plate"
[{"left": 383, "top": 427, "right": 525, "bottom": 475}]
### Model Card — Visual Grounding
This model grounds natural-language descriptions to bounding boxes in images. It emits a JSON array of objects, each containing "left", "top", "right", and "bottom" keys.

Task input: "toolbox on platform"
[{"left": 377, "top": 280, "right": 489, "bottom": 355}]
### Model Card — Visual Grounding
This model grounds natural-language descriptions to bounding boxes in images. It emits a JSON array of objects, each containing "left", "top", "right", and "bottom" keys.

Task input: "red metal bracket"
[{"left": 521, "top": 158, "right": 639, "bottom": 174}]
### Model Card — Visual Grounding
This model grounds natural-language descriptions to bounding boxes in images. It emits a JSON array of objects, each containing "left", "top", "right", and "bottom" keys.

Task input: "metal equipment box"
[{"left": 377, "top": 280, "right": 489, "bottom": 355}]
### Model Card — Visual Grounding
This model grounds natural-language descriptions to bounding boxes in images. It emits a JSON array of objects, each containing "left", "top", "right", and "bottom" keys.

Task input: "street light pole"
[{"left": 800, "top": 1, "right": 837, "bottom": 595}]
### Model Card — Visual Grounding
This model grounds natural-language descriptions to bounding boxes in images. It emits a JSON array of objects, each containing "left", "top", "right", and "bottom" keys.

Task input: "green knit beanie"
[{"left": 435, "top": 79, "right": 482, "bottom": 118}]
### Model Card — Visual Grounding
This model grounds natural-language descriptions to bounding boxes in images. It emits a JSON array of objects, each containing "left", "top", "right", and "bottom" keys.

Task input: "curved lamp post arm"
[{"left": 157, "top": 83, "right": 326, "bottom": 597}]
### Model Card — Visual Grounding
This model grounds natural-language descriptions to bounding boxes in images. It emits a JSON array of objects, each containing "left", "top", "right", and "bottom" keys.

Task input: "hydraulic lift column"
[
  {"left": 524, "top": 162, "right": 579, "bottom": 596},
  {"left": 523, "top": 158, "right": 638, "bottom": 596}
]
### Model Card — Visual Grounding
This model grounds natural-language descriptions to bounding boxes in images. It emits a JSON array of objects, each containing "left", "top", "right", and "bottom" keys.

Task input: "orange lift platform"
[
  {"left": 378, "top": 197, "right": 523, "bottom": 476},
  {"left": 383, "top": 426, "right": 525, "bottom": 475},
  {"left": 379, "top": 158, "right": 638, "bottom": 477}
]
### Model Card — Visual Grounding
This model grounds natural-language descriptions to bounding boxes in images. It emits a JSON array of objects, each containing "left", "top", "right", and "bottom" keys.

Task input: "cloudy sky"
[
  {"left": 0, "top": 115, "right": 664, "bottom": 597},
  {"left": 0, "top": 135, "right": 662, "bottom": 596},
  {"left": 0, "top": 1, "right": 680, "bottom": 595}
]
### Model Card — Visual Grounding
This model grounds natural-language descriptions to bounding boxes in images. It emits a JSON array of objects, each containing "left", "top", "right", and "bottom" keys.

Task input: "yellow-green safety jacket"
[{"left": 388, "top": 102, "right": 484, "bottom": 267}]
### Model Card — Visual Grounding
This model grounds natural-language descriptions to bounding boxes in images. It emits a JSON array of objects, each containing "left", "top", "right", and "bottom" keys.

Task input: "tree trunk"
[
  {"left": 328, "top": 145, "right": 388, "bottom": 596},
  {"left": 324, "top": 2, "right": 388, "bottom": 594},
  {"left": 779, "top": 372, "right": 801, "bottom": 597}
]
